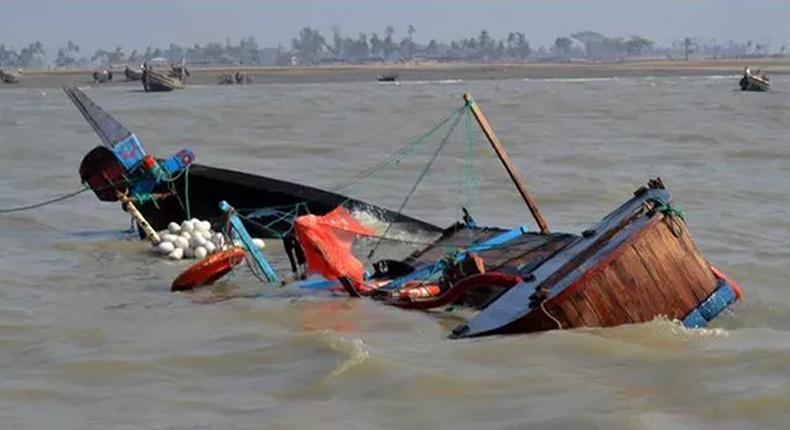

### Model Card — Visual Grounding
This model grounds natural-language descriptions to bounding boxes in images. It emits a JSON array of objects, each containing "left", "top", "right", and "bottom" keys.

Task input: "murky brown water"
[{"left": 1, "top": 76, "right": 789, "bottom": 429}]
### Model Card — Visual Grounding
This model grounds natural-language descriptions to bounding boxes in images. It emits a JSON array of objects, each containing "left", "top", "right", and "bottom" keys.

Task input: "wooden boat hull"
[
  {"left": 125, "top": 67, "right": 143, "bottom": 81},
  {"left": 136, "top": 163, "right": 442, "bottom": 239},
  {"left": 142, "top": 70, "right": 184, "bottom": 92},
  {"left": 0, "top": 71, "right": 19, "bottom": 84},
  {"left": 740, "top": 74, "right": 769, "bottom": 91},
  {"left": 451, "top": 182, "right": 739, "bottom": 338}
]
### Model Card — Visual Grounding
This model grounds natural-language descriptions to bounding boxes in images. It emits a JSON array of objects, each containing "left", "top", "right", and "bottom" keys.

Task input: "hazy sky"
[{"left": 2, "top": 0, "right": 789, "bottom": 54}]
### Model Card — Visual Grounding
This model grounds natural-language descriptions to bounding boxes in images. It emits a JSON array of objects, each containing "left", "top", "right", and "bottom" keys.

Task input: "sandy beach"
[{"left": 3, "top": 58, "right": 790, "bottom": 89}]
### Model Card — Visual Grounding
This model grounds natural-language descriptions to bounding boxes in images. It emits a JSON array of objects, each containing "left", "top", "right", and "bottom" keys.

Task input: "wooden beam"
[{"left": 463, "top": 93, "right": 550, "bottom": 234}]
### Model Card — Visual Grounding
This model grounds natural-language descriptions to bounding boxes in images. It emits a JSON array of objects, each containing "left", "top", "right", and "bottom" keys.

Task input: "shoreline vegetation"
[{"left": 4, "top": 58, "right": 790, "bottom": 89}]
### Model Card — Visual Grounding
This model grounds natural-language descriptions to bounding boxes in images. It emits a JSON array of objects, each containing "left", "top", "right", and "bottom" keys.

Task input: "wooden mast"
[{"left": 463, "top": 93, "right": 550, "bottom": 234}]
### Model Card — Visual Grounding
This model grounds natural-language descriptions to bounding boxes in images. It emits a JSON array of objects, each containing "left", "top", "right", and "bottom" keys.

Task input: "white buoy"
[
  {"left": 204, "top": 242, "right": 217, "bottom": 254},
  {"left": 251, "top": 238, "right": 266, "bottom": 250},
  {"left": 156, "top": 241, "right": 175, "bottom": 254},
  {"left": 181, "top": 220, "right": 195, "bottom": 233},
  {"left": 184, "top": 247, "right": 195, "bottom": 258},
  {"left": 161, "top": 233, "right": 178, "bottom": 243},
  {"left": 194, "top": 246, "right": 208, "bottom": 259},
  {"left": 180, "top": 231, "right": 192, "bottom": 241},
  {"left": 191, "top": 236, "right": 207, "bottom": 249},
  {"left": 168, "top": 248, "right": 184, "bottom": 260},
  {"left": 174, "top": 236, "right": 190, "bottom": 249},
  {"left": 168, "top": 222, "right": 181, "bottom": 233}
]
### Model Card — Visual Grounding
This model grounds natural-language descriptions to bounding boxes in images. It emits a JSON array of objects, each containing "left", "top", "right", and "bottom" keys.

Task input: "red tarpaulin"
[{"left": 294, "top": 207, "right": 375, "bottom": 284}]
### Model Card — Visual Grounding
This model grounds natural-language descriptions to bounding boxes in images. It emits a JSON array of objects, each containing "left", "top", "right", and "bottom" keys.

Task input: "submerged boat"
[
  {"left": 740, "top": 67, "right": 769, "bottom": 92},
  {"left": 66, "top": 83, "right": 742, "bottom": 337},
  {"left": 223, "top": 94, "right": 742, "bottom": 337},
  {"left": 64, "top": 86, "right": 440, "bottom": 239}
]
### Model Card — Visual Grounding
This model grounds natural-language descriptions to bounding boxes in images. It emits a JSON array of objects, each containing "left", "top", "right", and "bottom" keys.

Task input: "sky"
[{"left": 2, "top": 0, "right": 789, "bottom": 55}]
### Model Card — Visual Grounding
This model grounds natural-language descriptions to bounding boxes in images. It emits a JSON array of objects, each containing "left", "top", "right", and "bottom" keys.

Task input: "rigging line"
[
  {"left": 366, "top": 106, "right": 467, "bottom": 262},
  {"left": 331, "top": 104, "right": 468, "bottom": 192},
  {"left": 0, "top": 171, "right": 160, "bottom": 214},
  {"left": 0, "top": 186, "right": 92, "bottom": 213}
]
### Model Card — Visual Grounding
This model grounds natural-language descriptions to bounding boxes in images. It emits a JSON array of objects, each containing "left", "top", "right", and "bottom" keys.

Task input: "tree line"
[{"left": 0, "top": 27, "right": 785, "bottom": 68}]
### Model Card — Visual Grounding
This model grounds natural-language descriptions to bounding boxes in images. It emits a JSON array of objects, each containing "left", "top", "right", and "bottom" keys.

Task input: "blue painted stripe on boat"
[
  {"left": 219, "top": 201, "right": 278, "bottom": 283},
  {"left": 681, "top": 281, "right": 737, "bottom": 328},
  {"left": 381, "top": 225, "right": 529, "bottom": 291},
  {"left": 297, "top": 225, "right": 529, "bottom": 291},
  {"left": 682, "top": 308, "right": 708, "bottom": 328},
  {"left": 697, "top": 281, "right": 737, "bottom": 321},
  {"left": 296, "top": 278, "right": 338, "bottom": 290}
]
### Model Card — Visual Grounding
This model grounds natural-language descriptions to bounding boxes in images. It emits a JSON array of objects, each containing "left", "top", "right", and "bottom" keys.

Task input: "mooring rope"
[{"left": 0, "top": 186, "right": 92, "bottom": 214}]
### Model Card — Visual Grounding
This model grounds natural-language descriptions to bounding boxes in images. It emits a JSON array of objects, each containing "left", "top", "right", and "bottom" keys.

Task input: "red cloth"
[{"left": 294, "top": 207, "right": 374, "bottom": 283}]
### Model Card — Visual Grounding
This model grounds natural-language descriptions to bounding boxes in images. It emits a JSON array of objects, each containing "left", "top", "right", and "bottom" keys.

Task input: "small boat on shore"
[
  {"left": 740, "top": 67, "right": 769, "bottom": 92},
  {"left": 0, "top": 69, "right": 20, "bottom": 84},
  {"left": 124, "top": 66, "right": 143, "bottom": 81},
  {"left": 142, "top": 69, "right": 184, "bottom": 92},
  {"left": 92, "top": 69, "right": 113, "bottom": 83},
  {"left": 141, "top": 60, "right": 187, "bottom": 92},
  {"left": 377, "top": 73, "right": 399, "bottom": 82},
  {"left": 218, "top": 71, "right": 252, "bottom": 85}
]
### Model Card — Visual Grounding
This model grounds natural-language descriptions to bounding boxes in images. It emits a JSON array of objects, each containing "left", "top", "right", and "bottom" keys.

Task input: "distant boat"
[
  {"left": 142, "top": 69, "right": 184, "bottom": 92},
  {"left": 740, "top": 67, "right": 769, "bottom": 92},
  {"left": 92, "top": 69, "right": 113, "bottom": 83},
  {"left": 0, "top": 69, "right": 20, "bottom": 84},
  {"left": 217, "top": 71, "right": 252, "bottom": 85},
  {"left": 141, "top": 60, "right": 187, "bottom": 92},
  {"left": 377, "top": 73, "right": 399, "bottom": 82},
  {"left": 124, "top": 66, "right": 143, "bottom": 81}
]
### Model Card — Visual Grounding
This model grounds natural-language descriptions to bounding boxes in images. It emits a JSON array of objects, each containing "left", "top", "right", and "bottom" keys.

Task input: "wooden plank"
[
  {"left": 464, "top": 93, "right": 550, "bottom": 234},
  {"left": 630, "top": 233, "right": 697, "bottom": 318},
  {"left": 611, "top": 247, "right": 668, "bottom": 321}
]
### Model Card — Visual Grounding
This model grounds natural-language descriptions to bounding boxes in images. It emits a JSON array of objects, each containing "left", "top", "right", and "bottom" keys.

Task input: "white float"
[{"left": 151, "top": 217, "right": 265, "bottom": 260}]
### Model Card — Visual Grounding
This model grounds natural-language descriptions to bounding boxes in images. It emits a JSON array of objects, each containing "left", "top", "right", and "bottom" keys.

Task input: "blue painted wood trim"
[
  {"left": 682, "top": 280, "right": 738, "bottom": 328},
  {"left": 219, "top": 200, "right": 278, "bottom": 283}
]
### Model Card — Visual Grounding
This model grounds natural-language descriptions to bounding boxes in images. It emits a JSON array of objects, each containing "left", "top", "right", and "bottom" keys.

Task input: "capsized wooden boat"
[
  {"left": 740, "top": 67, "right": 769, "bottom": 92},
  {"left": 64, "top": 86, "right": 441, "bottom": 238},
  {"left": 287, "top": 94, "right": 742, "bottom": 337}
]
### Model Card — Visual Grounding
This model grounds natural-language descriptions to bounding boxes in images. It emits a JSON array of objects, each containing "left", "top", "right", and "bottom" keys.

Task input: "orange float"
[{"left": 171, "top": 247, "right": 246, "bottom": 291}]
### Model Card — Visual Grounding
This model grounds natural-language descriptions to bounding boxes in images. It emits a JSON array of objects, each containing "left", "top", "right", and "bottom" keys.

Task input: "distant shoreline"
[{"left": 4, "top": 58, "right": 790, "bottom": 89}]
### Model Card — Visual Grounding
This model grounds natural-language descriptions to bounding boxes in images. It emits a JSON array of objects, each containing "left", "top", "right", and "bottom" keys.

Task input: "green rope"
[
  {"left": 653, "top": 202, "right": 685, "bottom": 222},
  {"left": 332, "top": 105, "right": 469, "bottom": 193},
  {"left": 366, "top": 105, "right": 468, "bottom": 261}
]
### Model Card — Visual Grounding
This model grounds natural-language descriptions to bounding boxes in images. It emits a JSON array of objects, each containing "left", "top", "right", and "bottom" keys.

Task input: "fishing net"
[{"left": 294, "top": 206, "right": 374, "bottom": 283}]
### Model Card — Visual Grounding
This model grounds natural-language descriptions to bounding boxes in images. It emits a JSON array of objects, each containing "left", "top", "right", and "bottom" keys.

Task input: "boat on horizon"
[
  {"left": 0, "top": 69, "right": 20, "bottom": 84},
  {"left": 740, "top": 67, "right": 769, "bottom": 92}
]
